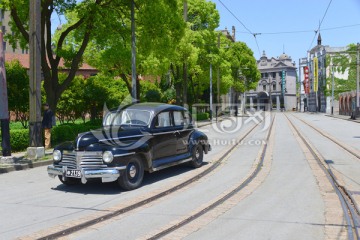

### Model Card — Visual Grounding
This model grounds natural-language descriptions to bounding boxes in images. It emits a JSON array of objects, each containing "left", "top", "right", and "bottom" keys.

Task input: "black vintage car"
[{"left": 47, "top": 103, "right": 211, "bottom": 190}]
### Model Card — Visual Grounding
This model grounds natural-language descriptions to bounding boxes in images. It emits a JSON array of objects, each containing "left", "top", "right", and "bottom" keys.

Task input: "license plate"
[{"left": 66, "top": 169, "right": 81, "bottom": 178}]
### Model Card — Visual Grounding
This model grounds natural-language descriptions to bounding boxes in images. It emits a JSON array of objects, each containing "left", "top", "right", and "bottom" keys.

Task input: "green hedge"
[
  {"left": 10, "top": 129, "right": 29, "bottom": 152},
  {"left": 51, "top": 124, "right": 100, "bottom": 144},
  {"left": 2, "top": 122, "right": 102, "bottom": 152},
  {"left": 196, "top": 112, "right": 209, "bottom": 121}
]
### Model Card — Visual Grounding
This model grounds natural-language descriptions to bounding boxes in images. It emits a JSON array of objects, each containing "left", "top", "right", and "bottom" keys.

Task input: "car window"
[
  {"left": 155, "top": 112, "right": 172, "bottom": 128},
  {"left": 104, "top": 110, "right": 151, "bottom": 126},
  {"left": 173, "top": 111, "right": 185, "bottom": 126}
]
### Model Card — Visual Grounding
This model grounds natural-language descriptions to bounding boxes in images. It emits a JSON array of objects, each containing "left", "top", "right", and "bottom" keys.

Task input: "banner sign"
[
  {"left": 281, "top": 70, "right": 285, "bottom": 94},
  {"left": 303, "top": 66, "right": 310, "bottom": 94},
  {"left": 313, "top": 57, "right": 318, "bottom": 92}
]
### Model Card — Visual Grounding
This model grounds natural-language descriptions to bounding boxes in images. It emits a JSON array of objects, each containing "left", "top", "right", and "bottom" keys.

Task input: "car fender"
[{"left": 188, "top": 130, "right": 208, "bottom": 152}]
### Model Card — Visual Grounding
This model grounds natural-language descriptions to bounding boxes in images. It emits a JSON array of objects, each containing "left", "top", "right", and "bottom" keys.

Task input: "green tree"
[
  {"left": 84, "top": 0, "right": 185, "bottom": 100},
  {"left": 6, "top": 60, "right": 29, "bottom": 128},
  {"left": 56, "top": 74, "right": 86, "bottom": 123},
  {"left": 1, "top": 0, "right": 183, "bottom": 111}
]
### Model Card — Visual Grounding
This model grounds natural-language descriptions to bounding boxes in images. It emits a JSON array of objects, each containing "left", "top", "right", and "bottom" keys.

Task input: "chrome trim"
[
  {"left": 98, "top": 134, "right": 151, "bottom": 142},
  {"left": 47, "top": 165, "right": 122, "bottom": 183},
  {"left": 114, "top": 152, "right": 135, "bottom": 157},
  {"left": 151, "top": 157, "right": 192, "bottom": 172},
  {"left": 76, "top": 132, "right": 90, "bottom": 150}
]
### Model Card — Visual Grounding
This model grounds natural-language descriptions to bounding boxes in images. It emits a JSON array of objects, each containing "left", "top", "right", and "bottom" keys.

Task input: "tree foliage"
[
  {"left": 5, "top": 60, "right": 29, "bottom": 128},
  {"left": 2, "top": 0, "right": 260, "bottom": 113},
  {"left": 326, "top": 43, "right": 358, "bottom": 99}
]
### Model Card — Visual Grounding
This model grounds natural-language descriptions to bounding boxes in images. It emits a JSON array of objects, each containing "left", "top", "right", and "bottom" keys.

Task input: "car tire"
[
  {"left": 190, "top": 144, "right": 203, "bottom": 168},
  {"left": 58, "top": 176, "right": 80, "bottom": 186},
  {"left": 118, "top": 156, "right": 144, "bottom": 191}
]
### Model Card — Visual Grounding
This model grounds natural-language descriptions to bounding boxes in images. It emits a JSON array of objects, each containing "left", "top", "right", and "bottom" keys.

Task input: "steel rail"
[
  {"left": 291, "top": 113, "right": 360, "bottom": 160},
  {"left": 37, "top": 117, "right": 264, "bottom": 240},
  {"left": 285, "top": 114, "right": 359, "bottom": 240},
  {"left": 145, "top": 115, "right": 276, "bottom": 240},
  {"left": 290, "top": 113, "right": 360, "bottom": 215}
]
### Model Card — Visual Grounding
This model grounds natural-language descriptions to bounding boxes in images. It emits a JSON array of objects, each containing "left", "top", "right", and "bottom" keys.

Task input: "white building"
[{"left": 246, "top": 51, "right": 297, "bottom": 111}]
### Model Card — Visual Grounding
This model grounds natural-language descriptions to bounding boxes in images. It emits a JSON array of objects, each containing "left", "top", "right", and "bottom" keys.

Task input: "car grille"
[{"left": 59, "top": 151, "right": 107, "bottom": 169}]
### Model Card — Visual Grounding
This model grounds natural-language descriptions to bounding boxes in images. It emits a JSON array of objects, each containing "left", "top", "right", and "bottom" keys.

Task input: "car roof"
[{"left": 111, "top": 102, "right": 187, "bottom": 114}]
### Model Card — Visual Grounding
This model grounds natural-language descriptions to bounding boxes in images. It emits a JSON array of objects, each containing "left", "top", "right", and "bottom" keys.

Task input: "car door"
[
  {"left": 172, "top": 110, "right": 193, "bottom": 155},
  {"left": 151, "top": 111, "right": 177, "bottom": 161}
]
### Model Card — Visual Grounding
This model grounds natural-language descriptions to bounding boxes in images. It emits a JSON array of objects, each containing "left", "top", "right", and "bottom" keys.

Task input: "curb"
[
  {"left": 0, "top": 160, "right": 53, "bottom": 174},
  {"left": 325, "top": 114, "right": 360, "bottom": 123}
]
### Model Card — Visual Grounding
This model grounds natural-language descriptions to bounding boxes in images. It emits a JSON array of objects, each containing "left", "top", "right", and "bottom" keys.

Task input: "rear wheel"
[
  {"left": 190, "top": 144, "right": 203, "bottom": 168},
  {"left": 118, "top": 156, "right": 144, "bottom": 190},
  {"left": 58, "top": 176, "right": 80, "bottom": 186}
]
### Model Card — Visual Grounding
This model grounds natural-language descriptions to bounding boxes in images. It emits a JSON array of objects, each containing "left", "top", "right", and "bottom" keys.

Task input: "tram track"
[
  {"left": 140, "top": 114, "right": 276, "bottom": 240},
  {"left": 285, "top": 113, "right": 360, "bottom": 240},
  {"left": 290, "top": 113, "right": 360, "bottom": 215},
  {"left": 32, "top": 116, "right": 267, "bottom": 240}
]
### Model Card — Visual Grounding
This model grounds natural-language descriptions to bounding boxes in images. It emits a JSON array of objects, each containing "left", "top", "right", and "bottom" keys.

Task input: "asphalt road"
[{"left": 0, "top": 112, "right": 358, "bottom": 240}]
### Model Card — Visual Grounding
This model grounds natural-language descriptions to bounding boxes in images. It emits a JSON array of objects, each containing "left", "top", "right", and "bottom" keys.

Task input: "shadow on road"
[{"left": 51, "top": 162, "right": 208, "bottom": 195}]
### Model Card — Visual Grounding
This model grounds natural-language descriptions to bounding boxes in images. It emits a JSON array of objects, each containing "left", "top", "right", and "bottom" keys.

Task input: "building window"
[
  {"left": 272, "top": 72, "right": 276, "bottom": 78},
  {"left": 263, "top": 85, "right": 266, "bottom": 91},
  {"left": 272, "top": 83, "right": 276, "bottom": 91}
]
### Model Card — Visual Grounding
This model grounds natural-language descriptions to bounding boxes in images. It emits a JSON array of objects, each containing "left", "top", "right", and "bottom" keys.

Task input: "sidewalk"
[
  {"left": 325, "top": 113, "right": 360, "bottom": 123},
  {"left": 0, "top": 149, "right": 54, "bottom": 174}
]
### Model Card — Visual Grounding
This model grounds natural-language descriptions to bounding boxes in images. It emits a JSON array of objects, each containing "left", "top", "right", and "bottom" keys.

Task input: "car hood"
[{"left": 75, "top": 126, "right": 151, "bottom": 151}]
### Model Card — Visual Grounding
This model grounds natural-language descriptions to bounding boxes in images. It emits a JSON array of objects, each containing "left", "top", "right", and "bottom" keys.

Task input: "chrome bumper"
[{"left": 47, "top": 165, "right": 125, "bottom": 184}]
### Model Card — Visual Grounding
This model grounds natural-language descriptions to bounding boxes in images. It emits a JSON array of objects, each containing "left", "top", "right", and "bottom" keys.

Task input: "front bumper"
[{"left": 47, "top": 165, "right": 125, "bottom": 184}]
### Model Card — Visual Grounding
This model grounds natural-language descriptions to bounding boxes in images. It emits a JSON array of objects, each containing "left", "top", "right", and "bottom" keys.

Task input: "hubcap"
[
  {"left": 129, "top": 164, "right": 137, "bottom": 178},
  {"left": 195, "top": 147, "right": 200, "bottom": 159}
]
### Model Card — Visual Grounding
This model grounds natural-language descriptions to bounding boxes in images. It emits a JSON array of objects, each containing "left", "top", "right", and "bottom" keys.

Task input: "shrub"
[
  {"left": 195, "top": 112, "right": 209, "bottom": 121},
  {"left": 10, "top": 129, "right": 29, "bottom": 152}
]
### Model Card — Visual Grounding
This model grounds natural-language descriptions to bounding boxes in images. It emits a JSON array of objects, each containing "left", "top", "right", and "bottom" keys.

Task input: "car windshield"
[{"left": 104, "top": 109, "right": 151, "bottom": 126}]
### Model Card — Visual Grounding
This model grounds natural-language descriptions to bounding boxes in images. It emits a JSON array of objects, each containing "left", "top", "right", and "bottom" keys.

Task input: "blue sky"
[{"left": 210, "top": 0, "right": 360, "bottom": 64}]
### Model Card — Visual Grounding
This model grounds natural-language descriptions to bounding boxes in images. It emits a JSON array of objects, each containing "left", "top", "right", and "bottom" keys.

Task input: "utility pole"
[
  {"left": 209, "top": 59, "right": 213, "bottom": 121},
  {"left": 28, "top": 0, "right": 44, "bottom": 159},
  {"left": 356, "top": 43, "right": 359, "bottom": 118},
  {"left": 217, "top": 32, "right": 220, "bottom": 119},
  {"left": 131, "top": 0, "right": 137, "bottom": 103},
  {"left": 182, "top": 0, "right": 188, "bottom": 106},
  {"left": 0, "top": 30, "right": 11, "bottom": 157},
  {"left": 298, "top": 58, "right": 301, "bottom": 112},
  {"left": 331, "top": 65, "right": 334, "bottom": 115}
]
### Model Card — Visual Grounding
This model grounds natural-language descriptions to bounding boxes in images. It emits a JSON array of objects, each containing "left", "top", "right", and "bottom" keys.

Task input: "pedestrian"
[{"left": 42, "top": 103, "right": 54, "bottom": 149}]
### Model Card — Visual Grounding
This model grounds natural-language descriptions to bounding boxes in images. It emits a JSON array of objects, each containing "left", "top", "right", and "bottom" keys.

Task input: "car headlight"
[
  {"left": 102, "top": 151, "right": 114, "bottom": 163},
  {"left": 53, "top": 150, "right": 62, "bottom": 162}
]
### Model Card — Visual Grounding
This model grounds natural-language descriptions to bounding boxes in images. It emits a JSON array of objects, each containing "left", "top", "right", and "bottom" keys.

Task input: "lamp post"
[{"left": 131, "top": 0, "right": 137, "bottom": 102}]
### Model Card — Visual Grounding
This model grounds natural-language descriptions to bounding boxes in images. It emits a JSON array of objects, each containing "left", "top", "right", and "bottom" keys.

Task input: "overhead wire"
[
  {"left": 217, "top": 0, "right": 262, "bottom": 57},
  {"left": 308, "top": 0, "right": 333, "bottom": 51},
  {"left": 235, "top": 23, "right": 360, "bottom": 35}
]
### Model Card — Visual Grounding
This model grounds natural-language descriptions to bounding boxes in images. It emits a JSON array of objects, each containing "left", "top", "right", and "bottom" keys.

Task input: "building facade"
[
  {"left": 305, "top": 34, "right": 348, "bottom": 113},
  {"left": 246, "top": 51, "right": 297, "bottom": 111}
]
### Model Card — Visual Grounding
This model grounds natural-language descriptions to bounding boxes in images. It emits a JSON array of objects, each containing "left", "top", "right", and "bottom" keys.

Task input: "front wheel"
[
  {"left": 118, "top": 156, "right": 144, "bottom": 191},
  {"left": 190, "top": 144, "right": 203, "bottom": 168}
]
